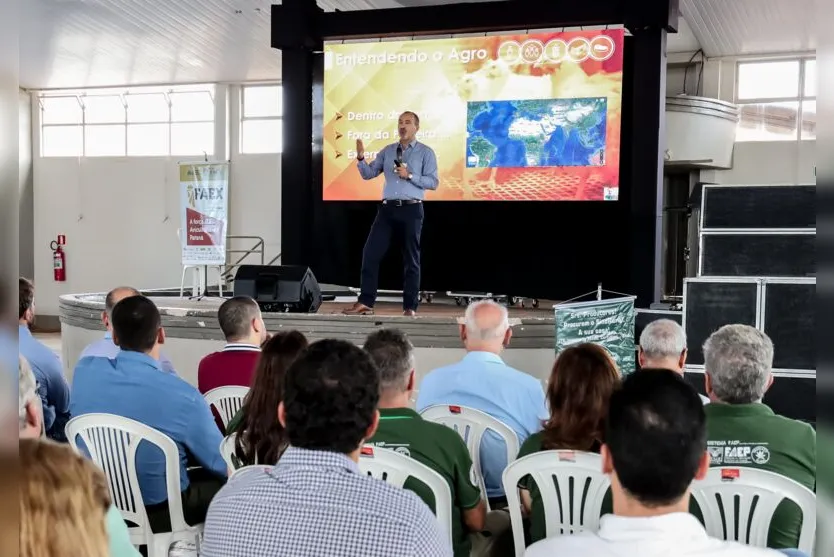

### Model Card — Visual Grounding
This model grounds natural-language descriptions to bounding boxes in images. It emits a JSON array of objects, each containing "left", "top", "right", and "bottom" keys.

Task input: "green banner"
[{"left": 555, "top": 297, "right": 636, "bottom": 375}]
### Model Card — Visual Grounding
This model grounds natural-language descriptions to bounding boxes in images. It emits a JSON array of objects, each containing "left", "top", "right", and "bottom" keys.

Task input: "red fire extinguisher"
[{"left": 51, "top": 235, "right": 66, "bottom": 282}]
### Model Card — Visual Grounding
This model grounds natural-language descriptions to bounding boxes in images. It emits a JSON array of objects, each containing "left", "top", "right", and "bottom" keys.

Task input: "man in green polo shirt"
[
  {"left": 364, "top": 329, "right": 487, "bottom": 557},
  {"left": 702, "top": 324, "right": 815, "bottom": 550}
]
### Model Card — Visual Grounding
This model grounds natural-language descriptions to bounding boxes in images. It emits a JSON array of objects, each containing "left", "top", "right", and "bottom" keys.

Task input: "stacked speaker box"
[
  {"left": 683, "top": 184, "right": 815, "bottom": 424},
  {"left": 234, "top": 265, "right": 323, "bottom": 313}
]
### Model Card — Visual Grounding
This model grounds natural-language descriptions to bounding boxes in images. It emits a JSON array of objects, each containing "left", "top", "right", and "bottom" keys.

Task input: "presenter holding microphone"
[{"left": 343, "top": 111, "right": 439, "bottom": 316}]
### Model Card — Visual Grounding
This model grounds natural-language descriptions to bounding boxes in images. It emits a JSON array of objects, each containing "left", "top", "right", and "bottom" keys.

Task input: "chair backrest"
[
  {"left": 502, "top": 450, "right": 610, "bottom": 557},
  {"left": 203, "top": 386, "right": 249, "bottom": 429},
  {"left": 358, "top": 445, "right": 454, "bottom": 545},
  {"left": 230, "top": 464, "right": 273, "bottom": 480},
  {"left": 65, "top": 413, "right": 187, "bottom": 546},
  {"left": 220, "top": 433, "right": 240, "bottom": 471},
  {"left": 419, "top": 404, "right": 519, "bottom": 506},
  {"left": 691, "top": 467, "right": 816, "bottom": 553}
]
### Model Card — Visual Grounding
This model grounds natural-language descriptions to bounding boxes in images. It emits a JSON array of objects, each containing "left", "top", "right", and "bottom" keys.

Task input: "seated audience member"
[
  {"left": 702, "top": 325, "right": 815, "bottom": 550},
  {"left": 79, "top": 286, "right": 176, "bottom": 374},
  {"left": 20, "top": 356, "right": 139, "bottom": 557},
  {"left": 198, "top": 296, "right": 267, "bottom": 395},
  {"left": 20, "top": 438, "right": 114, "bottom": 557},
  {"left": 71, "top": 295, "right": 227, "bottom": 533},
  {"left": 364, "top": 329, "right": 487, "bottom": 557},
  {"left": 417, "top": 300, "right": 547, "bottom": 502},
  {"left": 517, "top": 343, "right": 620, "bottom": 544},
  {"left": 201, "top": 339, "right": 451, "bottom": 557},
  {"left": 227, "top": 330, "right": 308, "bottom": 466},
  {"left": 526, "top": 370, "right": 784, "bottom": 557},
  {"left": 639, "top": 318, "right": 708, "bottom": 404},
  {"left": 18, "top": 277, "right": 70, "bottom": 441}
]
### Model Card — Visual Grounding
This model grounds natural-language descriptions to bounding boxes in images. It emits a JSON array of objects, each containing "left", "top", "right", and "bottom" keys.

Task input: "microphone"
[{"left": 394, "top": 144, "right": 403, "bottom": 168}]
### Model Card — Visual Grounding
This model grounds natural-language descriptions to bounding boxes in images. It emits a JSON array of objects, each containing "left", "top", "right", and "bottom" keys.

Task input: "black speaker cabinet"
[
  {"left": 683, "top": 278, "right": 760, "bottom": 367},
  {"left": 234, "top": 265, "right": 322, "bottom": 313}
]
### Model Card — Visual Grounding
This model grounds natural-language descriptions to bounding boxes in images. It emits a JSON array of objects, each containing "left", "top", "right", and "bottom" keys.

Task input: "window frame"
[
  {"left": 38, "top": 85, "right": 216, "bottom": 158},
  {"left": 240, "top": 83, "right": 283, "bottom": 154},
  {"left": 734, "top": 57, "right": 816, "bottom": 142}
]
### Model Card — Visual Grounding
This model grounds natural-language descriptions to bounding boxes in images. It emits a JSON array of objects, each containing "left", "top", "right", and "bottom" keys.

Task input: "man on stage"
[{"left": 344, "top": 111, "right": 439, "bottom": 317}]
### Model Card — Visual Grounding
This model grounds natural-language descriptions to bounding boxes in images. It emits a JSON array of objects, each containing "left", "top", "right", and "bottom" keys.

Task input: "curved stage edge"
[{"left": 59, "top": 292, "right": 557, "bottom": 390}]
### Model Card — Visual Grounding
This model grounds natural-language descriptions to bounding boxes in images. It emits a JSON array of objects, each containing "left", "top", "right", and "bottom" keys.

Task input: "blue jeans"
[{"left": 779, "top": 550, "right": 808, "bottom": 557}]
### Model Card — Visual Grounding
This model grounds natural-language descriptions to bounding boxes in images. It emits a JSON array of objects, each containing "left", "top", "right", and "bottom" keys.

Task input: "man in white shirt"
[
  {"left": 525, "top": 370, "right": 786, "bottom": 557},
  {"left": 638, "top": 318, "right": 709, "bottom": 404}
]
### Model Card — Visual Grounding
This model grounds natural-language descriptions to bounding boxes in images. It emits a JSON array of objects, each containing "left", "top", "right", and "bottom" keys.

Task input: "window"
[
  {"left": 735, "top": 58, "right": 815, "bottom": 142},
  {"left": 39, "top": 85, "right": 216, "bottom": 157},
  {"left": 240, "top": 84, "right": 282, "bottom": 154}
]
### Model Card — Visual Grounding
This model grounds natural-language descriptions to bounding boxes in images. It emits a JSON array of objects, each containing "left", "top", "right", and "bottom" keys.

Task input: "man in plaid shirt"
[{"left": 201, "top": 339, "right": 451, "bottom": 557}]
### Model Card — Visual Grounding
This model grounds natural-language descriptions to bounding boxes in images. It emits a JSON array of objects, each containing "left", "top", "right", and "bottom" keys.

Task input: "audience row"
[{"left": 17, "top": 279, "right": 815, "bottom": 557}]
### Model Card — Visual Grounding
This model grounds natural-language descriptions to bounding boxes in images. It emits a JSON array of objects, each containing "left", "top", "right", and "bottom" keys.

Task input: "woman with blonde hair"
[{"left": 20, "top": 437, "right": 112, "bottom": 557}]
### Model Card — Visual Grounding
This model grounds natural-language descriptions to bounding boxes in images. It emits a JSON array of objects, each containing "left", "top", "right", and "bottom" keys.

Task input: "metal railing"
[{"left": 223, "top": 235, "right": 265, "bottom": 282}]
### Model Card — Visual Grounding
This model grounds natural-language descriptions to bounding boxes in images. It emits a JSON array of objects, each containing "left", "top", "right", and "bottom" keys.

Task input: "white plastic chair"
[
  {"left": 359, "top": 445, "right": 454, "bottom": 545},
  {"left": 691, "top": 467, "right": 816, "bottom": 553},
  {"left": 177, "top": 228, "right": 224, "bottom": 297},
  {"left": 203, "top": 386, "right": 249, "bottom": 430},
  {"left": 219, "top": 433, "right": 239, "bottom": 472},
  {"left": 420, "top": 404, "right": 520, "bottom": 510},
  {"left": 502, "top": 450, "right": 610, "bottom": 556},
  {"left": 65, "top": 413, "right": 202, "bottom": 557},
  {"left": 230, "top": 464, "right": 272, "bottom": 480}
]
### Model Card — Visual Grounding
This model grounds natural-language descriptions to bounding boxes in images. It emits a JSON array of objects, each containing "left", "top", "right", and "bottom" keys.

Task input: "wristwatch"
[{"left": 407, "top": 173, "right": 413, "bottom": 180}]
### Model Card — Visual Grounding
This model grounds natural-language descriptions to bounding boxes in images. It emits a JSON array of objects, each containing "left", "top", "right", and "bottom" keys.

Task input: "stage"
[{"left": 58, "top": 291, "right": 559, "bottom": 391}]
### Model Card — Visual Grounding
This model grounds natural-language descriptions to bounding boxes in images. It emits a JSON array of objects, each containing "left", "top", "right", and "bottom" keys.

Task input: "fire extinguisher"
[{"left": 51, "top": 235, "right": 66, "bottom": 282}]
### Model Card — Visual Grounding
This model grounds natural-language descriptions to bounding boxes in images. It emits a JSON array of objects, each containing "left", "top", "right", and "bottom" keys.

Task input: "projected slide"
[{"left": 323, "top": 29, "right": 624, "bottom": 201}]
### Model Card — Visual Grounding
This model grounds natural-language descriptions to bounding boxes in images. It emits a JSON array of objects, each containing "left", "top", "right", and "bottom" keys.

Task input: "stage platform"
[{"left": 58, "top": 291, "right": 559, "bottom": 390}]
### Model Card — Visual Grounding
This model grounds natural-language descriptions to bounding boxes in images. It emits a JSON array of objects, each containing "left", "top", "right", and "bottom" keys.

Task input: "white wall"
[
  {"left": 20, "top": 90, "right": 34, "bottom": 278},
  {"left": 31, "top": 85, "right": 281, "bottom": 318},
  {"left": 703, "top": 141, "right": 815, "bottom": 185}
]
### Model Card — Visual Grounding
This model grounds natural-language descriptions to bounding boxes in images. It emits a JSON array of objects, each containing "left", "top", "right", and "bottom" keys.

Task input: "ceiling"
[
  {"left": 19, "top": 0, "right": 816, "bottom": 90},
  {"left": 680, "top": 0, "right": 816, "bottom": 57}
]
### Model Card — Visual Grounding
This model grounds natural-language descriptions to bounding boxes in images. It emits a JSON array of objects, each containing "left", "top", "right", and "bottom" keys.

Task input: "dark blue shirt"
[
  {"left": 70, "top": 351, "right": 227, "bottom": 505},
  {"left": 358, "top": 139, "right": 439, "bottom": 200},
  {"left": 19, "top": 324, "right": 71, "bottom": 439}
]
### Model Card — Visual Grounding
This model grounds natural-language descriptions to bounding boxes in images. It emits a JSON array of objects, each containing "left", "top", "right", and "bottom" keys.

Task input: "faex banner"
[
  {"left": 554, "top": 296, "right": 636, "bottom": 375},
  {"left": 179, "top": 162, "right": 229, "bottom": 266}
]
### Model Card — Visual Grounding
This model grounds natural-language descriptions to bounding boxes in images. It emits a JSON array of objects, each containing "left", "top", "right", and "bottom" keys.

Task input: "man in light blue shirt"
[
  {"left": 71, "top": 295, "right": 227, "bottom": 532},
  {"left": 18, "top": 277, "right": 71, "bottom": 441},
  {"left": 343, "top": 111, "right": 439, "bottom": 317},
  {"left": 417, "top": 300, "right": 547, "bottom": 502},
  {"left": 78, "top": 286, "right": 176, "bottom": 374}
]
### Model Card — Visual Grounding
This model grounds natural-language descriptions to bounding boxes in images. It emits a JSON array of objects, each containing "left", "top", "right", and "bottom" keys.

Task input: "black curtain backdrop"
[{"left": 283, "top": 32, "right": 665, "bottom": 305}]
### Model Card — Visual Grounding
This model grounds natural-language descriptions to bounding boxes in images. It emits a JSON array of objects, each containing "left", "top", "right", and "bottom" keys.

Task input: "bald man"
[
  {"left": 78, "top": 286, "right": 177, "bottom": 374},
  {"left": 417, "top": 300, "right": 547, "bottom": 504}
]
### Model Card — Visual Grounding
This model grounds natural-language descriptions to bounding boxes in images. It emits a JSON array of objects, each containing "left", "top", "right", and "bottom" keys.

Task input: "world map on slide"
[{"left": 465, "top": 97, "right": 608, "bottom": 168}]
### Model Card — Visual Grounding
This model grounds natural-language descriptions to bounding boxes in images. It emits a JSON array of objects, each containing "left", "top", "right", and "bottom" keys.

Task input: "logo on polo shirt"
[
  {"left": 751, "top": 446, "right": 770, "bottom": 465},
  {"left": 393, "top": 446, "right": 411, "bottom": 457},
  {"left": 707, "top": 440, "right": 771, "bottom": 466},
  {"left": 708, "top": 447, "right": 724, "bottom": 465}
]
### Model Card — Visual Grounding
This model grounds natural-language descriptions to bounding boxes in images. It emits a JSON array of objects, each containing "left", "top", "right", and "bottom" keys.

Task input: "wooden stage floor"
[{"left": 315, "top": 300, "right": 554, "bottom": 319}]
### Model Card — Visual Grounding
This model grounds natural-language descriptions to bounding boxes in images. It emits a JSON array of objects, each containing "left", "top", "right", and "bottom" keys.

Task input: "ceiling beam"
[{"left": 272, "top": 0, "right": 679, "bottom": 49}]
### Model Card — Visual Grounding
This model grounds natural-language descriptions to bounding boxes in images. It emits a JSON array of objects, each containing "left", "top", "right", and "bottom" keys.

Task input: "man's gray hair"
[
  {"left": 464, "top": 300, "right": 509, "bottom": 340},
  {"left": 363, "top": 329, "right": 415, "bottom": 392},
  {"left": 19, "top": 355, "right": 38, "bottom": 428},
  {"left": 640, "top": 319, "right": 687, "bottom": 359},
  {"left": 218, "top": 296, "right": 261, "bottom": 341},
  {"left": 703, "top": 324, "right": 774, "bottom": 404}
]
